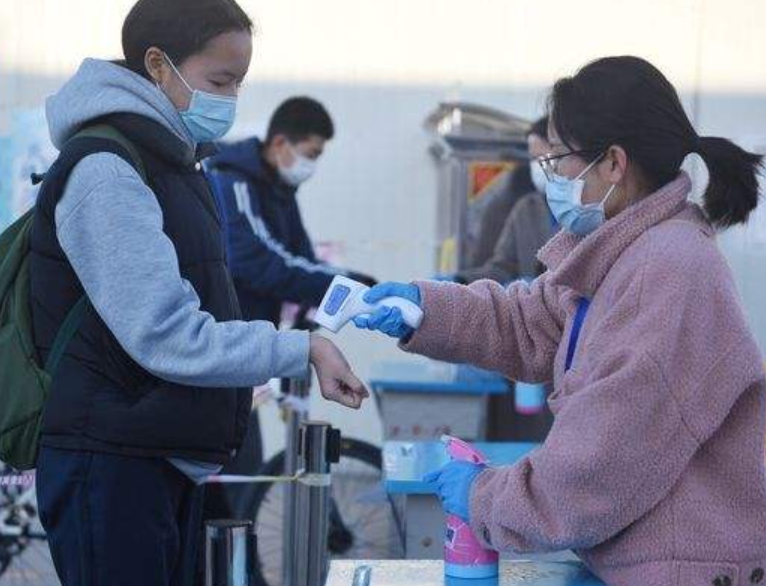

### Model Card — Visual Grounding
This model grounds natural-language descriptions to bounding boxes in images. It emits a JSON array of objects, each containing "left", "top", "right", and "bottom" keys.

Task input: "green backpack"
[{"left": 0, "top": 124, "right": 146, "bottom": 470}]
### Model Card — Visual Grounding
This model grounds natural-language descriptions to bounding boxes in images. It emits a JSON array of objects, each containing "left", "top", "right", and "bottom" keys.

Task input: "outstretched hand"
[{"left": 309, "top": 334, "right": 370, "bottom": 409}]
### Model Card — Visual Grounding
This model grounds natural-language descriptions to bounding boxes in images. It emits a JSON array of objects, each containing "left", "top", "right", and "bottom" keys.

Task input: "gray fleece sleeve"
[{"left": 54, "top": 152, "right": 310, "bottom": 388}]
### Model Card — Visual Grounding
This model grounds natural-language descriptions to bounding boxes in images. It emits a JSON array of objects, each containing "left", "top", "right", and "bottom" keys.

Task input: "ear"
[
  {"left": 144, "top": 47, "right": 168, "bottom": 86},
  {"left": 602, "top": 144, "right": 628, "bottom": 184}
]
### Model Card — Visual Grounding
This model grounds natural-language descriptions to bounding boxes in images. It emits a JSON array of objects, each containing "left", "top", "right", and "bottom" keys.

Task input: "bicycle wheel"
[
  {"left": 0, "top": 466, "right": 59, "bottom": 586},
  {"left": 248, "top": 438, "right": 404, "bottom": 586}
]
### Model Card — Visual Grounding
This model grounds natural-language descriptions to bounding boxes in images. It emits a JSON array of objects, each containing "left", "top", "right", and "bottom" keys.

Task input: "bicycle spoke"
[
  {"left": 248, "top": 440, "right": 400, "bottom": 584},
  {"left": 257, "top": 505, "right": 283, "bottom": 525}
]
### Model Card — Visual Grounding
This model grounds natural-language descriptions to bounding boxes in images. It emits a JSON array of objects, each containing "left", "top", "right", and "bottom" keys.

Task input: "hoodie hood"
[{"left": 46, "top": 59, "right": 196, "bottom": 159}]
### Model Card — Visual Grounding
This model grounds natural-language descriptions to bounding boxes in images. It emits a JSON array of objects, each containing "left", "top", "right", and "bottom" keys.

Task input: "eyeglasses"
[{"left": 536, "top": 149, "right": 603, "bottom": 181}]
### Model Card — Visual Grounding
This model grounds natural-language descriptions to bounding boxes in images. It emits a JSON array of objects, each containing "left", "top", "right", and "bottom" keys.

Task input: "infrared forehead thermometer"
[{"left": 315, "top": 275, "right": 424, "bottom": 333}]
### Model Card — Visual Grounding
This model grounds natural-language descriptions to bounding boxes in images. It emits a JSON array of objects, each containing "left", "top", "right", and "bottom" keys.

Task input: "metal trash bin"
[
  {"left": 424, "top": 101, "right": 530, "bottom": 273},
  {"left": 205, "top": 519, "right": 257, "bottom": 586}
]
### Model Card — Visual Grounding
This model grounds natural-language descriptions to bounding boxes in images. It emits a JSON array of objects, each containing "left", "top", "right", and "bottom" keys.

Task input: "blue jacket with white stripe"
[{"left": 205, "top": 137, "right": 339, "bottom": 325}]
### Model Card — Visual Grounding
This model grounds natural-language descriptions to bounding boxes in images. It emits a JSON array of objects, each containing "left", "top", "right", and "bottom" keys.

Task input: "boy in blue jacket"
[
  {"left": 203, "top": 97, "right": 375, "bottom": 523},
  {"left": 206, "top": 96, "right": 374, "bottom": 325}
]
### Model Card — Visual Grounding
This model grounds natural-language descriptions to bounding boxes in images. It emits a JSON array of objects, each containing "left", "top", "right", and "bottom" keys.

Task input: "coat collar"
[{"left": 538, "top": 172, "right": 711, "bottom": 297}]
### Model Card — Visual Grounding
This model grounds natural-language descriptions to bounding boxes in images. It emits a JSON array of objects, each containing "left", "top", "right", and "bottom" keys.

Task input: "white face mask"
[
  {"left": 278, "top": 146, "right": 317, "bottom": 187},
  {"left": 530, "top": 162, "right": 548, "bottom": 194}
]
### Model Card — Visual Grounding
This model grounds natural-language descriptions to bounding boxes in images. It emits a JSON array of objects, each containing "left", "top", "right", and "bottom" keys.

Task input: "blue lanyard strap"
[{"left": 565, "top": 297, "right": 590, "bottom": 372}]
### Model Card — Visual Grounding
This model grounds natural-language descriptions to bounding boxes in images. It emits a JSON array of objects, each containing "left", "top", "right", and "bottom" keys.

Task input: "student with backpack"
[{"left": 0, "top": 0, "right": 368, "bottom": 584}]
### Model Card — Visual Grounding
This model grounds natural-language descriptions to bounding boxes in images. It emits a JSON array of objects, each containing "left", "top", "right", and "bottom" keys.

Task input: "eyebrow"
[{"left": 212, "top": 69, "right": 245, "bottom": 79}]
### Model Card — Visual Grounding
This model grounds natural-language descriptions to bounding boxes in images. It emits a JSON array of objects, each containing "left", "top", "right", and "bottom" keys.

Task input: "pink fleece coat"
[{"left": 401, "top": 173, "right": 766, "bottom": 586}]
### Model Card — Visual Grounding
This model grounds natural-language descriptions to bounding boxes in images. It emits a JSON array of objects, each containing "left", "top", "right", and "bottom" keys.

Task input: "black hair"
[
  {"left": 266, "top": 97, "right": 335, "bottom": 144},
  {"left": 122, "top": 0, "right": 253, "bottom": 79},
  {"left": 527, "top": 116, "right": 549, "bottom": 141},
  {"left": 548, "top": 56, "right": 762, "bottom": 228}
]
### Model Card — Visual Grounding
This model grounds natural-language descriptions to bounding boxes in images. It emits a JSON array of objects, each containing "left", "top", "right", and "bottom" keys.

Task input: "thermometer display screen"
[{"left": 324, "top": 285, "right": 351, "bottom": 316}]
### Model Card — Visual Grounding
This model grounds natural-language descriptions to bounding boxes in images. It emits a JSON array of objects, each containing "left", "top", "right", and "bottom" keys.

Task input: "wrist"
[{"left": 309, "top": 333, "right": 327, "bottom": 365}]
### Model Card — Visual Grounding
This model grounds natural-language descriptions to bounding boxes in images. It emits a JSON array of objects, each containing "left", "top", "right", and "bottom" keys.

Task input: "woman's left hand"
[{"left": 423, "top": 460, "right": 486, "bottom": 522}]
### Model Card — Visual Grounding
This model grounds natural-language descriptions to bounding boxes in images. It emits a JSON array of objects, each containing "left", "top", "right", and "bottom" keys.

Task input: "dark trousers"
[{"left": 36, "top": 446, "right": 205, "bottom": 586}]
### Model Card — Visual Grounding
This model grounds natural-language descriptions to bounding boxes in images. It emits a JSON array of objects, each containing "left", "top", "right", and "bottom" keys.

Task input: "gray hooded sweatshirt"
[{"left": 46, "top": 59, "right": 310, "bottom": 482}]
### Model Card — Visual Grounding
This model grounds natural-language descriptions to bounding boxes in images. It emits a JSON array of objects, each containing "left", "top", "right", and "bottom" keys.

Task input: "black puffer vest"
[{"left": 29, "top": 113, "right": 251, "bottom": 464}]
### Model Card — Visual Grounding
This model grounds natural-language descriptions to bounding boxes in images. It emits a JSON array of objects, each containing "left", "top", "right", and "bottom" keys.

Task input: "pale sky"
[{"left": 2, "top": 0, "right": 765, "bottom": 92}]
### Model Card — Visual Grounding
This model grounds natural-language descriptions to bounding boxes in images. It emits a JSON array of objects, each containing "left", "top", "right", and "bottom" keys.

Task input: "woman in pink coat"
[{"left": 355, "top": 56, "right": 766, "bottom": 586}]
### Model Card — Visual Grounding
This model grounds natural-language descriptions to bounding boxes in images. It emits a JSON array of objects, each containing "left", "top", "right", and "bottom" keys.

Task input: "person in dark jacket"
[
  {"left": 457, "top": 117, "right": 556, "bottom": 285},
  {"left": 206, "top": 97, "right": 375, "bottom": 325},
  {"left": 30, "top": 2, "right": 368, "bottom": 585},
  {"left": 468, "top": 157, "right": 536, "bottom": 271}
]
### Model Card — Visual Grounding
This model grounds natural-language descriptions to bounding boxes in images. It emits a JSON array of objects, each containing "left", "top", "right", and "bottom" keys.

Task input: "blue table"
[
  {"left": 370, "top": 362, "right": 510, "bottom": 395},
  {"left": 383, "top": 440, "right": 571, "bottom": 561},
  {"left": 327, "top": 560, "right": 606, "bottom": 586},
  {"left": 371, "top": 361, "right": 509, "bottom": 441},
  {"left": 384, "top": 441, "right": 538, "bottom": 495}
]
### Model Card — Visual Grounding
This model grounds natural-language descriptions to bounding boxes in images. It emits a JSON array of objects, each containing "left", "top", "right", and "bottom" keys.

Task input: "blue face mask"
[
  {"left": 164, "top": 53, "right": 237, "bottom": 144},
  {"left": 545, "top": 154, "right": 617, "bottom": 236}
]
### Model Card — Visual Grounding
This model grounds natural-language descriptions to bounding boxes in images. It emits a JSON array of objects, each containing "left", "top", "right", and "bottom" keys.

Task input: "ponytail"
[{"left": 696, "top": 136, "right": 763, "bottom": 228}]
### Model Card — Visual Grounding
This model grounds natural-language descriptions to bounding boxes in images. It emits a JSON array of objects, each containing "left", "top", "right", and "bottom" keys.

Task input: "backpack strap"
[
  {"left": 70, "top": 123, "right": 148, "bottom": 182},
  {"left": 44, "top": 297, "right": 88, "bottom": 375},
  {"left": 41, "top": 123, "right": 147, "bottom": 376}
]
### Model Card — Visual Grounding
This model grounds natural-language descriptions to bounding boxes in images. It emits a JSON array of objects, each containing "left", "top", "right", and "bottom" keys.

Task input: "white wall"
[{"left": 2, "top": 0, "right": 766, "bottom": 454}]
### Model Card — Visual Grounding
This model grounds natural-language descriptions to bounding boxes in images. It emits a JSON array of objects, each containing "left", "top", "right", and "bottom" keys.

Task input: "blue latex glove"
[
  {"left": 423, "top": 460, "right": 486, "bottom": 522},
  {"left": 352, "top": 282, "right": 422, "bottom": 339}
]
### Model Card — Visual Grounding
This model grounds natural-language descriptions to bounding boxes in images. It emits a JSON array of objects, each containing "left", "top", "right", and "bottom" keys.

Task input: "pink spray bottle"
[{"left": 441, "top": 435, "right": 499, "bottom": 580}]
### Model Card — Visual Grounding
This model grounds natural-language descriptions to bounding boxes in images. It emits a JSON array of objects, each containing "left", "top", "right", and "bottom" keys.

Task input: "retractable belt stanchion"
[
  {"left": 204, "top": 519, "right": 257, "bottom": 586},
  {"left": 282, "top": 376, "right": 311, "bottom": 586},
  {"left": 202, "top": 378, "right": 340, "bottom": 585},
  {"left": 290, "top": 421, "right": 342, "bottom": 586}
]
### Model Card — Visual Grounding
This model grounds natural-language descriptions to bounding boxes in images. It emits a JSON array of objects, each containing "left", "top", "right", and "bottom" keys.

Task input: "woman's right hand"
[
  {"left": 309, "top": 334, "right": 369, "bottom": 409},
  {"left": 352, "top": 282, "right": 422, "bottom": 339}
]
